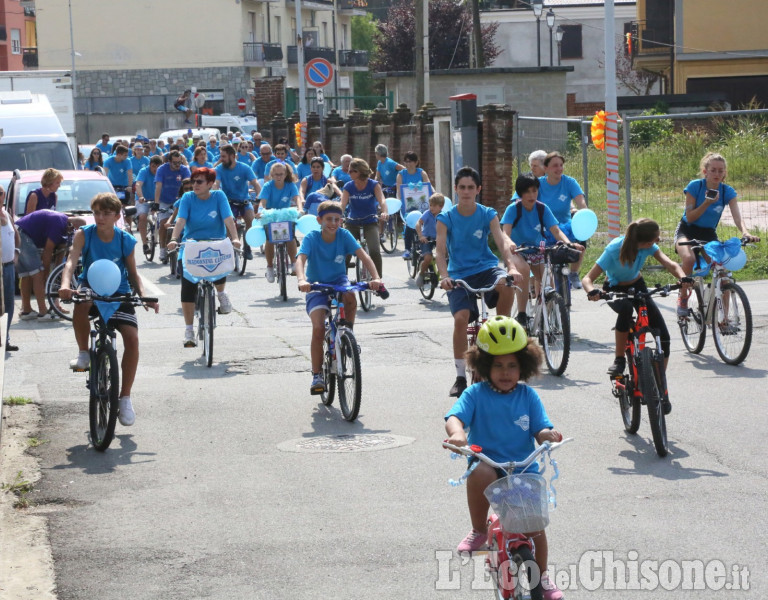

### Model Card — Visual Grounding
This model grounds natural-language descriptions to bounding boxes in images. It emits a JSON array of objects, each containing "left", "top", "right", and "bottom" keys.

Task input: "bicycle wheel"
[
  {"left": 144, "top": 220, "right": 156, "bottom": 261},
  {"left": 336, "top": 329, "right": 362, "bottom": 421},
  {"left": 619, "top": 350, "right": 641, "bottom": 434},
  {"left": 45, "top": 262, "right": 80, "bottom": 322},
  {"left": 89, "top": 344, "right": 119, "bottom": 451},
  {"left": 277, "top": 244, "right": 288, "bottom": 301},
  {"left": 407, "top": 249, "right": 419, "bottom": 279},
  {"left": 491, "top": 543, "right": 542, "bottom": 600},
  {"left": 417, "top": 258, "right": 436, "bottom": 300},
  {"left": 355, "top": 257, "right": 373, "bottom": 312},
  {"left": 320, "top": 332, "right": 336, "bottom": 406},
  {"left": 381, "top": 216, "right": 397, "bottom": 254},
  {"left": 200, "top": 285, "right": 215, "bottom": 367},
  {"left": 169, "top": 250, "right": 179, "bottom": 278},
  {"left": 237, "top": 225, "right": 248, "bottom": 276},
  {"left": 712, "top": 282, "right": 752, "bottom": 365},
  {"left": 540, "top": 292, "right": 570, "bottom": 376},
  {"left": 678, "top": 285, "right": 706, "bottom": 354},
  {"left": 639, "top": 347, "right": 668, "bottom": 457},
  {"left": 557, "top": 268, "right": 572, "bottom": 310}
]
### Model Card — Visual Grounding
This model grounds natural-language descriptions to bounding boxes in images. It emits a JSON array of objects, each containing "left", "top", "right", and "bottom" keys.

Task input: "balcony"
[
  {"left": 22, "top": 47, "right": 38, "bottom": 69},
  {"left": 338, "top": 0, "right": 368, "bottom": 15},
  {"left": 286, "top": 0, "right": 334, "bottom": 9},
  {"left": 287, "top": 46, "right": 336, "bottom": 65},
  {"left": 630, "top": 20, "right": 673, "bottom": 71},
  {"left": 338, "top": 49, "right": 369, "bottom": 71},
  {"left": 243, "top": 42, "right": 283, "bottom": 66}
]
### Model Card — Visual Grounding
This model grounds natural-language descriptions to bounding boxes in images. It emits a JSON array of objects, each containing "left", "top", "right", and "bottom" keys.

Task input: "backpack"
[{"left": 511, "top": 200, "right": 546, "bottom": 233}]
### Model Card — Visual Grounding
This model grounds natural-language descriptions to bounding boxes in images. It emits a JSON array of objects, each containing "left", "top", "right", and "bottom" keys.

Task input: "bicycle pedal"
[{"left": 70, "top": 366, "right": 88, "bottom": 373}]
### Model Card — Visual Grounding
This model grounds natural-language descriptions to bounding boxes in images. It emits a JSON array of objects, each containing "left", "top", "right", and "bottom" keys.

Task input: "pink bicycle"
[{"left": 443, "top": 439, "right": 571, "bottom": 600}]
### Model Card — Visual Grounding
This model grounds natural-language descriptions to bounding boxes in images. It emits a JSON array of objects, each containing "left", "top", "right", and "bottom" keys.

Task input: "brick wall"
[
  {"left": 567, "top": 93, "right": 604, "bottom": 117},
  {"left": 253, "top": 77, "right": 285, "bottom": 125}
]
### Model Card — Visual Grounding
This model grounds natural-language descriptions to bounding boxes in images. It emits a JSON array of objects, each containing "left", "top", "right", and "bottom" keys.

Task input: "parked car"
[{"left": 158, "top": 127, "right": 221, "bottom": 144}]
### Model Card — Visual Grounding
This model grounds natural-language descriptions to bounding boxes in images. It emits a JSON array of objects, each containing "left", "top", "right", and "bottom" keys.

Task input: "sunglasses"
[{"left": 192, "top": 179, "right": 207, "bottom": 185}]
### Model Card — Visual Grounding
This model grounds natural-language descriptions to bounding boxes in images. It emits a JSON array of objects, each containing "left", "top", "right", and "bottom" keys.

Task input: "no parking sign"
[{"left": 305, "top": 58, "right": 334, "bottom": 88}]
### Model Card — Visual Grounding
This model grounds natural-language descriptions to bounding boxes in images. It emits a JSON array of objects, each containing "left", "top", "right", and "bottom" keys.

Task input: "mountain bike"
[
  {"left": 264, "top": 219, "right": 295, "bottom": 301},
  {"left": 309, "top": 281, "right": 388, "bottom": 421},
  {"left": 677, "top": 238, "right": 753, "bottom": 365},
  {"left": 142, "top": 202, "right": 160, "bottom": 262},
  {"left": 444, "top": 438, "right": 572, "bottom": 600},
  {"left": 65, "top": 290, "right": 157, "bottom": 451},
  {"left": 454, "top": 275, "right": 518, "bottom": 384},
  {"left": 517, "top": 244, "right": 576, "bottom": 376},
  {"left": 601, "top": 284, "right": 681, "bottom": 457},
  {"left": 379, "top": 213, "right": 399, "bottom": 254}
]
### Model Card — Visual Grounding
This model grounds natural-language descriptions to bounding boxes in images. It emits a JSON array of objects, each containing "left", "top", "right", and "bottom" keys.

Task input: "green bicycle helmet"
[{"left": 476, "top": 315, "right": 527, "bottom": 355}]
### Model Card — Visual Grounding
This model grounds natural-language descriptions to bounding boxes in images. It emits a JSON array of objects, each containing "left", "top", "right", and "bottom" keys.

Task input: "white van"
[
  {"left": 200, "top": 114, "right": 258, "bottom": 136},
  {"left": 0, "top": 91, "right": 75, "bottom": 170}
]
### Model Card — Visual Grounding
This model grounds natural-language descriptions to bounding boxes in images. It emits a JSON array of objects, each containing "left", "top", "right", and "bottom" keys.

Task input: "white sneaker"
[
  {"left": 265, "top": 267, "right": 275, "bottom": 283},
  {"left": 20, "top": 311, "right": 39, "bottom": 321},
  {"left": 118, "top": 396, "right": 135, "bottom": 426},
  {"left": 290, "top": 263, "right": 297, "bottom": 276},
  {"left": 415, "top": 273, "right": 425, "bottom": 287},
  {"left": 69, "top": 351, "right": 90, "bottom": 371},
  {"left": 159, "top": 248, "right": 168, "bottom": 261},
  {"left": 184, "top": 329, "right": 197, "bottom": 348},
  {"left": 218, "top": 292, "right": 232, "bottom": 314}
]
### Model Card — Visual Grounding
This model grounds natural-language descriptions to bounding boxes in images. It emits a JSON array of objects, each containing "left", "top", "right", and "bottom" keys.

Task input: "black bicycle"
[
  {"left": 65, "top": 290, "right": 157, "bottom": 451},
  {"left": 406, "top": 237, "right": 439, "bottom": 300}
]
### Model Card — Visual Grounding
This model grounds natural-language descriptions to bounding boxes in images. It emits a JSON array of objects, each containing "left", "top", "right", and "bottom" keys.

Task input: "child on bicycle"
[
  {"left": 59, "top": 193, "right": 159, "bottom": 427},
  {"left": 296, "top": 200, "right": 383, "bottom": 395},
  {"left": 445, "top": 315, "right": 564, "bottom": 600},
  {"left": 501, "top": 174, "right": 583, "bottom": 329},
  {"left": 581, "top": 218, "right": 690, "bottom": 413},
  {"left": 414, "top": 192, "right": 445, "bottom": 287}
]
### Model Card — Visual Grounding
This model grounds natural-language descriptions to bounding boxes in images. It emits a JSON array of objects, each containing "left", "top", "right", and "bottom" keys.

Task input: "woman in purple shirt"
[{"left": 25, "top": 168, "right": 63, "bottom": 214}]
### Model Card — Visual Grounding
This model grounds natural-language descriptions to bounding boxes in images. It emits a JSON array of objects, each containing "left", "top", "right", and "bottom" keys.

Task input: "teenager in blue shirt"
[
  {"left": 296, "top": 200, "right": 382, "bottom": 394},
  {"left": 215, "top": 145, "right": 260, "bottom": 260},
  {"left": 129, "top": 144, "right": 149, "bottom": 178},
  {"left": 135, "top": 156, "right": 163, "bottom": 255},
  {"left": 296, "top": 148, "right": 318, "bottom": 181},
  {"left": 445, "top": 316, "right": 564, "bottom": 599},
  {"left": 396, "top": 150, "right": 431, "bottom": 259},
  {"left": 300, "top": 157, "right": 339, "bottom": 202},
  {"left": 582, "top": 218, "right": 690, "bottom": 413},
  {"left": 436, "top": 166, "right": 522, "bottom": 398}
]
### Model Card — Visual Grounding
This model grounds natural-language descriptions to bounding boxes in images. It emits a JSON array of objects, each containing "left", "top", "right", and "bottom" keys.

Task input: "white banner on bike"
[{"left": 183, "top": 239, "right": 235, "bottom": 279}]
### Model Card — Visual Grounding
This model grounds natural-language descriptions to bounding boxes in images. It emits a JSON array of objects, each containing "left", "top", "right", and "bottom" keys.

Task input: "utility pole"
[
  {"left": 415, "top": 0, "right": 424, "bottom": 108},
  {"left": 471, "top": 0, "right": 484, "bottom": 67}
]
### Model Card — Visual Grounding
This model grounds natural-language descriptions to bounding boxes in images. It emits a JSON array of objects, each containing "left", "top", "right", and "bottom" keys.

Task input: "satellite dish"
[{"left": 193, "top": 93, "right": 207, "bottom": 109}]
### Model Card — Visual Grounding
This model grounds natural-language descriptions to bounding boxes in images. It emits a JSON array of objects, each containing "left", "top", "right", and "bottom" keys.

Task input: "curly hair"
[{"left": 465, "top": 339, "right": 544, "bottom": 383}]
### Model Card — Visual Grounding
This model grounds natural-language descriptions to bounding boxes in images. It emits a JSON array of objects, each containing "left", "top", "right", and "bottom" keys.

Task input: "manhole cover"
[{"left": 278, "top": 433, "right": 414, "bottom": 453}]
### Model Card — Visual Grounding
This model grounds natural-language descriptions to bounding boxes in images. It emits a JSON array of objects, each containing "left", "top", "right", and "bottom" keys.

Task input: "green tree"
[{"left": 352, "top": 14, "right": 384, "bottom": 101}]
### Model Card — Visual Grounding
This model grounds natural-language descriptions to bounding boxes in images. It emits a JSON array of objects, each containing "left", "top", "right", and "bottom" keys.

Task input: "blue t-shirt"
[
  {"left": 296, "top": 162, "right": 312, "bottom": 181},
  {"left": 236, "top": 152, "right": 254, "bottom": 167},
  {"left": 445, "top": 382, "right": 553, "bottom": 467},
  {"left": 538, "top": 175, "right": 583, "bottom": 224},
  {"left": 376, "top": 157, "right": 399, "bottom": 186},
  {"left": 177, "top": 190, "right": 233, "bottom": 242},
  {"left": 303, "top": 191, "right": 329, "bottom": 215},
  {"left": 681, "top": 179, "right": 737, "bottom": 230},
  {"left": 265, "top": 158, "right": 296, "bottom": 178},
  {"left": 130, "top": 155, "right": 149, "bottom": 175},
  {"left": 596, "top": 236, "right": 659, "bottom": 286},
  {"left": 419, "top": 209, "right": 439, "bottom": 239},
  {"left": 215, "top": 162, "right": 257, "bottom": 202},
  {"left": 189, "top": 160, "right": 213, "bottom": 170},
  {"left": 331, "top": 166, "right": 351, "bottom": 186},
  {"left": 344, "top": 179, "right": 380, "bottom": 224},
  {"left": 258, "top": 181, "right": 300, "bottom": 210},
  {"left": 500, "top": 201, "right": 558, "bottom": 247},
  {"left": 95, "top": 141, "right": 113, "bottom": 155},
  {"left": 252, "top": 157, "right": 272, "bottom": 179},
  {"left": 103, "top": 156, "right": 131, "bottom": 187},
  {"left": 80, "top": 224, "right": 136, "bottom": 294},
  {"left": 436, "top": 204, "right": 499, "bottom": 279},
  {"left": 135, "top": 166, "right": 157, "bottom": 201},
  {"left": 154, "top": 163, "right": 191, "bottom": 204},
  {"left": 303, "top": 175, "right": 328, "bottom": 195},
  {"left": 299, "top": 228, "right": 361, "bottom": 284}
]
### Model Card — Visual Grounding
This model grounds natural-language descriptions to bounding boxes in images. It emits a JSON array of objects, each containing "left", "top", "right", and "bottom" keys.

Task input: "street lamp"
[
  {"left": 556, "top": 25, "right": 564, "bottom": 66},
  {"left": 532, "top": 0, "right": 543, "bottom": 68},
  {"left": 546, "top": 8, "right": 556, "bottom": 67}
]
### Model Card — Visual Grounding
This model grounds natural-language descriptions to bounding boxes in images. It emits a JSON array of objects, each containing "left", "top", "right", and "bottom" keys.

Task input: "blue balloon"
[
  {"left": 441, "top": 194, "right": 453, "bottom": 213},
  {"left": 245, "top": 225, "right": 267, "bottom": 247},
  {"left": 297, "top": 214, "right": 322, "bottom": 234},
  {"left": 723, "top": 248, "right": 747, "bottom": 272},
  {"left": 405, "top": 211, "right": 421, "bottom": 229},
  {"left": 88, "top": 259, "right": 121, "bottom": 296},
  {"left": 571, "top": 209, "right": 598, "bottom": 241},
  {"left": 323, "top": 162, "right": 332, "bottom": 178},
  {"left": 385, "top": 197, "right": 402, "bottom": 214}
]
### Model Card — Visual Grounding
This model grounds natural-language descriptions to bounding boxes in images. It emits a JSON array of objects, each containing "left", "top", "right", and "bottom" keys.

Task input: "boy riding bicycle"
[
  {"left": 59, "top": 193, "right": 159, "bottom": 427},
  {"left": 436, "top": 167, "right": 523, "bottom": 398},
  {"left": 296, "top": 201, "right": 382, "bottom": 395},
  {"left": 414, "top": 193, "right": 444, "bottom": 288}
]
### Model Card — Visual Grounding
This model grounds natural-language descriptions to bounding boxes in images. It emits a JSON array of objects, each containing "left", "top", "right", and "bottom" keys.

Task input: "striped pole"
[{"left": 604, "top": 112, "right": 622, "bottom": 238}]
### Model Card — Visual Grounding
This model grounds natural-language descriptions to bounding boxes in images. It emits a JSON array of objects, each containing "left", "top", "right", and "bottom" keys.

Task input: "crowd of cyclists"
[{"left": 6, "top": 129, "right": 762, "bottom": 600}]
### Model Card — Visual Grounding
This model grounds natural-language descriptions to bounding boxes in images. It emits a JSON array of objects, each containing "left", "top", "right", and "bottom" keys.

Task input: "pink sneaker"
[
  {"left": 456, "top": 529, "right": 488, "bottom": 553},
  {"left": 541, "top": 572, "right": 564, "bottom": 600}
]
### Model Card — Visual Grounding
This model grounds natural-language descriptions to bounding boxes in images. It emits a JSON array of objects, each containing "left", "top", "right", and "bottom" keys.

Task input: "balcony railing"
[
  {"left": 631, "top": 20, "right": 673, "bottom": 56},
  {"left": 287, "top": 46, "right": 336, "bottom": 65},
  {"left": 22, "top": 47, "right": 38, "bottom": 69},
  {"left": 337, "top": 0, "right": 368, "bottom": 13},
  {"left": 243, "top": 42, "right": 283, "bottom": 64},
  {"left": 338, "top": 49, "right": 369, "bottom": 68}
]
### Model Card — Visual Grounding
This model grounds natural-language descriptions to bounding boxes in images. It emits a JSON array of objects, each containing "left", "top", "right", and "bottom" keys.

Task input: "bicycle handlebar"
[
  {"left": 442, "top": 438, "right": 572, "bottom": 470},
  {"left": 677, "top": 236, "right": 752, "bottom": 248},
  {"left": 308, "top": 281, "right": 390, "bottom": 299},
  {"left": 60, "top": 290, "right": 158, "bottom": 305},
  {"left": 596, "top": 283, "right": 682, "bottom": 301},
  {"left": 453, "top": 274, "right": 519, "bottom": 294},
  {"left": 515, "top": 242, "right": 583, "bottom": 255}
]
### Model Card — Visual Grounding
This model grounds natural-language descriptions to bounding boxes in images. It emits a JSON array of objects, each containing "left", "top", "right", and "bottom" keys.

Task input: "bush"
[{"left": 629, "top": 109, "right": 674, "bottom": 146}]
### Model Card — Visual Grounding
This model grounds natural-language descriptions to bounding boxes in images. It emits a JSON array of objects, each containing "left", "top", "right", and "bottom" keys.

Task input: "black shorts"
[
  {"left": 88, "top": 301, "right": 137, "bottom": 329},
  {"left": 181, "top": 276, "right": 226, "bottom": 303},
  {"left": 674, "top": 220, "right": 718, "bottom": 245}
]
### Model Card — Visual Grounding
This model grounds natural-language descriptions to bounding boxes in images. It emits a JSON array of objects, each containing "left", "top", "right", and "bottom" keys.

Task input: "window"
[
  {"left": 11, "top": 29, "right": 21, "bottom": 54},
  {"left": 560, "top": 24, "right": 582, "bottom": 60},
  {"left": 274, "top": 16, "right": 281, "bottom": 43},
  {"left": 342, "top": 24, "right": 348, "bottom": 49},
  {"left": 322, "top": 22, "right": 327, "bottom": 46}
]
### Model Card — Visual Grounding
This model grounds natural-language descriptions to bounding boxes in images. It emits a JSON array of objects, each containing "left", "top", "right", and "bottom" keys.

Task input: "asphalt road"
[{"left": 4, "top": 247, "right": 768, "bottom": 599}]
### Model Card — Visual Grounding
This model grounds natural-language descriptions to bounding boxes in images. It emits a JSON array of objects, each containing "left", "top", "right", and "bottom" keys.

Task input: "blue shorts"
[
  {"left": 447, "top": 266, "right": 507, "bottom": 322},
  {"left": 17, "top": 232, "right": 43, "bottom": 277},
  {"left": 420, "top": 241, "right": 436, "bottom": 256},
  {"left": 306, "top": 275, "right": 350, "bottom": 315},
  {"left": 229, "top": 201, "right": 254, "bottom": 218}
]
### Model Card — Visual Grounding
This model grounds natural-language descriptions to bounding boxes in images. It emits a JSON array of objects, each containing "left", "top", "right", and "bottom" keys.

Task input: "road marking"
[{"left": 140, "top": 278, "right": 165, "bottom": 297}]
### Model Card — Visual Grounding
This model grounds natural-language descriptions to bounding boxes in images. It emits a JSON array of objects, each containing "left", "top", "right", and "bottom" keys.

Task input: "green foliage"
[
  {"left": 2, "top": 471, "right": 33, "bottom": 509},
  {"left": 3, "top": 396, "right": 32, "bottom": 406},
  {"left": 352, "top": 15, "right": 383, "bottom": 100},
  {"left": 629, "top": 109, "right": 673, "bottom": 146},
  {"left": 566, "top": 130, "right": 581, "bottom": 155}
]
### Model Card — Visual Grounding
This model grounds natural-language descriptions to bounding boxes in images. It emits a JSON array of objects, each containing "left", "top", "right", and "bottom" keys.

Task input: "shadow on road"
[
  {"left": 48, "top": 435, "right": 156, "bottom": 475},
  {"left": 168, "top": 359, "right": 240, "bottom": 379},
  {"left": 683, "top": 352, "right": 767, "bottom": 378},
  {"left": 303, "top": 403, "right": 392, "bottom": 437}
]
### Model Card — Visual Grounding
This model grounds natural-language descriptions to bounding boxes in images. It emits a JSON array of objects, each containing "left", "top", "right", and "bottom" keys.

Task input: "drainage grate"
[{"left": 278, "top": 433, "right": 414, "bottom": 453}]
